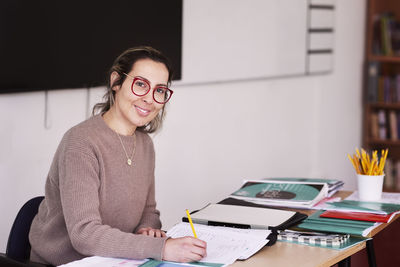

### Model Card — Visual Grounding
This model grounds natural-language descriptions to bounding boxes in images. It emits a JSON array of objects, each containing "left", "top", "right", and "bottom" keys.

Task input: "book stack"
[
  {"left": 264, "top": 177, "right": 344, "bottom": 197},
  {"left": 229, "top": 178, "right": 343, "bottom": 209},
  {"left": 369, "top": 109, "right": 400, "bottom": 141},
  {"left": 320, "top": 200, "right": 400, "bottom": 224},
  {"left": 372, "top": 12, "right": 400, "bottom": 56},
  {"left": 366, "top": 62, "right": 400, "bottom": 104},
  {"left": 296, "top": 210, "right": 380, "bottom": 237}
]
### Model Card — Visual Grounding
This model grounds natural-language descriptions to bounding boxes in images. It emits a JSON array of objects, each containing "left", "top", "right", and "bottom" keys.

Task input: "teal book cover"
[{"left": 231, "top": 181, "right": 326, "bottom": 202}]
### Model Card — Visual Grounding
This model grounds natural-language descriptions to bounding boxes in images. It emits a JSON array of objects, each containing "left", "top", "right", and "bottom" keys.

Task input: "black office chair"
[{"left": 0, "top": 196, "right": 50, "bottom": 267}]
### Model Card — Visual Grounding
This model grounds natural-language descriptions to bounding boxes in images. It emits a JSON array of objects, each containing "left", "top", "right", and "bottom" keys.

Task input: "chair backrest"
[{"left": 6, "top": 196, "right": 44, "bottom": 261}]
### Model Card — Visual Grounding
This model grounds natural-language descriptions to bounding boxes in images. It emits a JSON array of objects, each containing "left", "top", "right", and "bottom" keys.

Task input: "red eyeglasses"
[{"left": 123, "top": 72, "right": 173, "bottom": 104}]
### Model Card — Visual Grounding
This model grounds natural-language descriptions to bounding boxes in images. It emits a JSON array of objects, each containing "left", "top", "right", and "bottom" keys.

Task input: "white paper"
[
  {"left": 166, "top": 222, "right": 270, "bottom": 264},
  {"left": 58, "top": 256, "right": 147, "bottom": 267},
  {"left": 346, "top": 191, "right": 400, "bottom": 204}
]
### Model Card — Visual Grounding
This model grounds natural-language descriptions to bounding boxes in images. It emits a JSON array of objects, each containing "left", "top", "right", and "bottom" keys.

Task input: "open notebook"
[{"left": 178, "top": 203, "right": 307, "bottom": 265}]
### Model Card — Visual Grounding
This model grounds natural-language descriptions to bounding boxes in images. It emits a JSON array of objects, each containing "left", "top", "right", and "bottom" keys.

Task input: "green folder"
[{"left": 296, "top": 211, "right": 377, "bottom": 236}]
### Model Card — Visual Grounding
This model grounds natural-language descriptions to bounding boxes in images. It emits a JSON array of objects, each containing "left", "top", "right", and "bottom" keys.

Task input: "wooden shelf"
[
  {"left": 383, "top": 187, "right": 400, "bottom": 192},
  {"left": 364, "top": 0, "right": 400, "bottom": 194},
  {"left": 369, "top": 55, "right": 400, "bottom": 63},
  {"left": 367, "top": 103, "right": 400, "bottom": 109},
  {"left": 366, "top": 139, "right": 400, "bottom": 146}
]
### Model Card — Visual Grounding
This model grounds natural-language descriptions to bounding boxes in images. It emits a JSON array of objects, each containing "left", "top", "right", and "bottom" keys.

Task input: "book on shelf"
[
  {"left": 370, "top": 110, "right": 400, "bottom": 141},
  {"left": 378, "top": 77, "right": 384, "bottom": 102},
  {"left": 384, "top": 76, "right": 391, "bottom": 102},
  {"left": 381, "top": 13, "right": 394, "bottom": 56},
  {"left": 378, "top": 109, "right": 387, "bottom": 140},
  {"left": 392, "top": 21, "right": 400, "bottom": 56},
  {"left": 370, "top": 112, "right": 379, "bottom": 139},
  {"left": 228, "top": 179, "right": 329, "bottom": 209},
  {"left": 367, "top": 72, "right": 400, "bottom": 104},
  {"left": 373, "top": 12, "right": 400, "bottom": 56},
  {"left": 396, "top": 75, "right": 400, "bottom": 102},
  {"left": 397, "top": 161, "right": 400, "bottom": 191},
  {"left": 367, "top": 61, "right": 379, "bottom": 103},
  {"left": 397, "top": 111, "right": 400, "bottom": 140},
  {"left": 389, "top": 110, "right": 398, "bottom": 140},
  {"left": 372, "top": 14, "right": 382, "bottom": 55},
  {"left": 384, "top": 158, "right": 394, "bottom": 189}
]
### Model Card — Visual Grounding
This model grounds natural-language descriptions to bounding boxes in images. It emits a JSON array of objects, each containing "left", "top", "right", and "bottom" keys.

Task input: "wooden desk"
[
  {"left": 230, "top": 191, "right": 400, "bottom": 267},
  {"left": 231, "top": 240, "right": 365, "bottom": 267}
]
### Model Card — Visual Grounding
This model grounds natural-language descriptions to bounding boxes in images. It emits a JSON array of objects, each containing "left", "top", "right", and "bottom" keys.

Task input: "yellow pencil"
[
  {"left": 185, "top": 209, "right": 198, "bottom": 238},
  {"left": 349, "top": 148, "right": 389, "bottom": 175},
  {"left": 348, "top": 154, "right": 359, "bottom": 174}
]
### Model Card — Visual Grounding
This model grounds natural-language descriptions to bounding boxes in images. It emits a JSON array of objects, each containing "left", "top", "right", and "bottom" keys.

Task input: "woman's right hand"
[{"left": 162, "top": 237, "right": 207, "bottom": 263}]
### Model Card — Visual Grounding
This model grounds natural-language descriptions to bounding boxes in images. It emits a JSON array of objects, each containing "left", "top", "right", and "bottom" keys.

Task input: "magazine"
[
  {"left": 264, "top": 177, "right": 344, "bottom": 197},
  {"left": 230, "top": 180, "right": 329, "bottom": 209}
]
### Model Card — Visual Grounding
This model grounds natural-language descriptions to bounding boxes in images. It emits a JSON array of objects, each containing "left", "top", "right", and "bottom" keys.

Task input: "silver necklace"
[{"left": 115, "top": 131, "right": 136, "bottom": 166}]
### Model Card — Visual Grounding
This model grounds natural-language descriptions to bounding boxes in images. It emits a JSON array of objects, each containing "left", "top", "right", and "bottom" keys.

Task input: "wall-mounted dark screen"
[{"left": 0, "top": 0, "right": 182, "bottom": 93}]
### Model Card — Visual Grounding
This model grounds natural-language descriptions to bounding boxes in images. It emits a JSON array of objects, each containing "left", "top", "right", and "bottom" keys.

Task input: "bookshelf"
[{"left": 363, "top": 0, "right": 400, "bottom": 192}]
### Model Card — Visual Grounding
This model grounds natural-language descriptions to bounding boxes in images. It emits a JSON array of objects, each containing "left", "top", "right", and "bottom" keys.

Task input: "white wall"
[{"left": 0, "top": 0, "right": 366, "bottom": 252}]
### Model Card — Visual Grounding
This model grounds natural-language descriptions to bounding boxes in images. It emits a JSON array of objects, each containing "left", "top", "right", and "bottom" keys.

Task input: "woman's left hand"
[{"left": 136, "top": 227, "right": 166, "bottom": 238}]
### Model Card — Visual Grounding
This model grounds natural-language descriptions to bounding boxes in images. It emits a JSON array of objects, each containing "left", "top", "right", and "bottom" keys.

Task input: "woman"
[{"left": 29, "top": 46, "right": 207, "bottom": 266}]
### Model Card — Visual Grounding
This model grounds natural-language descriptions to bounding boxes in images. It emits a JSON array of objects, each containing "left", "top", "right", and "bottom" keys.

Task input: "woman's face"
[{"left": 112, "top": 58, "right": 169, "bottom": 132}]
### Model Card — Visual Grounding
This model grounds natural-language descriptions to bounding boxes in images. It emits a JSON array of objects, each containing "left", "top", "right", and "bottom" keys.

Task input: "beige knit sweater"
[{"left": 29, "top": 115, "right": 166, "bottom": 266}]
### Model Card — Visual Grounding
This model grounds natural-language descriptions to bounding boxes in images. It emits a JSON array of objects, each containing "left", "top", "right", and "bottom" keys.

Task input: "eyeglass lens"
[{"left": 132, "top": 78, "right": 171, "bottom": 103}]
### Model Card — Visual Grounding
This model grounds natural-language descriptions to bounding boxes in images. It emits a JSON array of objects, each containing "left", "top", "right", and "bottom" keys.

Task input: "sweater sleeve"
[
  {"left": 59, "top": 132, "right": 166, "bottom": 260},
  {"left": 135, "top": 178, "right": 162, "bottom": 231}
]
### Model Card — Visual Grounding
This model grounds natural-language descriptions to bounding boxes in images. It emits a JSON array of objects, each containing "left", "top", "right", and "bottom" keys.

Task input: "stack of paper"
[
  {"left": 229, "top": 180, "right": 329, "bottom": 209},
  {"left": 166, "top": 222, "right": 270, "bottom": 265},
  {"left": 58, "top": 256, "right": 147, "bottom": 267},
  {"left": 346, "top": 191, "right": 400, "bottom": 204}
]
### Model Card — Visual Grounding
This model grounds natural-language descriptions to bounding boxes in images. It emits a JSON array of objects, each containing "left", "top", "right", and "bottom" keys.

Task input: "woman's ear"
[{"left": 110, "top": 71, "right": 121, "bottom": 91}]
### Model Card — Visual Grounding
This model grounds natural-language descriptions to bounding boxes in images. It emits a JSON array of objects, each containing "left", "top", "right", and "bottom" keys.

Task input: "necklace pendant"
[{"left": 127, "top": 159, "right": 132, "bottom": 166}]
